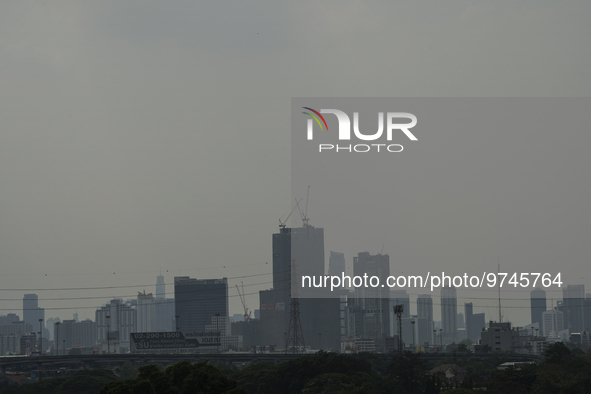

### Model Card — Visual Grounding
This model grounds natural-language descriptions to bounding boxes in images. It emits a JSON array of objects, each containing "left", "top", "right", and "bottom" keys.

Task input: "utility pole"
[
  {"left": 286, "top": 260, "right": 305, "bottom": 353},
  {"left": 411, "top": 320, "right": 416, "bottom": 352},
  {"left": 394, "top": 305, "right": 404, "bottom": 355},
  {"left": 433, "top": 329, "right": 437, "bottom": 351},
  {"left": 55, "top": 322, "right": 60, "bottom": 356},
  {"left": 38, "top": 319, "right": 43, "bottom": 354}
]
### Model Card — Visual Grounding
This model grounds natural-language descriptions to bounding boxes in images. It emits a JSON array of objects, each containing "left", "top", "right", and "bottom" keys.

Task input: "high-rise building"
[
  {"left": 351, "top": 252, "right": 391, "bottom": 340},
  {"left": 174, "top": 277, "right": 228, "bottom": 333},
  {"left": 0, "top": 314, "right": 20, "bottom": 325},
  {"left": 55, "top": 319, "right": 96, "bottom": 349},
  {"left": 260, "top": 225, "right": 340, "bottom": 350},
  {"left": 96, "top": 299, "right": 136, "bottom": 353},
  {"left": 0, "top": 321, "right": 33, "bottom": 355},
  {"left": 417, "top": 295, "right": 434, "bottom": 344},
  {"left": 563, "top": 285, "right": 585, "bottom": 333},
  {"left": 136, "top": 291, "right": 155, "bottom": 333},
  {"left": 154, "top": 274, "right": 175, "bottom": 332},
  {"left": 401, "top": 315, "right": 431, "bottom": 349},
  {"left": 464, "top": 302, "right": 485, "bottom": 342},
  {"left": 542, "top": 308, "right": 564, "bottom": 337},
  {"left": 46, "top": 317, "right": 61, "bottom": 341},
  {"left": 23, "top": 294, "right": 45, "bottom": 331},
  {"left": 441, "top": 286, "right": 457, "bottom": 344},
  {"left": 329, "top": 251, "right": 346, "bottom": 277},
  {"left": 530, "top": 288, "right": 546, "bottom": 329},
  {"left": 417, "top": 295, "right": 433, "bottom": 321},
  {"left": 156, "top": 274, "right": 165, "bottom": 300},
  {"left": 457, "top": 313, "right": 465, "bottom": 329}
]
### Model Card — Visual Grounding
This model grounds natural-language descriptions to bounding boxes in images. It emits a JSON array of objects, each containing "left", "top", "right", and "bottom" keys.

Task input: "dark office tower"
[
  {"left": 530, "top": 288, "right": 546, "bottom": 328},
  {"left": 563, "top": 285, "right": 585, "bottom": 333},
  {"left": 174, "top": 277, "right": 229, "bottom": 333},
  {"left": 464, "top": 302, "right": 483, "bottom": 342},
  {"left": 329, "top": 251, "right": 346, "bottom": 277},
  {"left": 441, "top": 286, "right": 457, "bottom": 345},
  {"left": 22, "top": 294, "right": 45, "bottom": 330},
  {"left": 260, "top": 225, "right": 339, "bottom": 350}
]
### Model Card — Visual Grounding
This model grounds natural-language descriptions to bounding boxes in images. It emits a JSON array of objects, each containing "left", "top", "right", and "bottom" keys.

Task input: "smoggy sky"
[{"left": 1, "top": 1, "right": 590, "bottom": 326}]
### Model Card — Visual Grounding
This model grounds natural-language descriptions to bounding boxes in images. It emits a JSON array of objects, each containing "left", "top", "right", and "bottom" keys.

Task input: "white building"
[
  {"left": 96, "top": 299, "right": 136, "bottom": 353},
  {"left": 137, "top": 291, "right": 155, "bottom": 333},
  {"left": 542, "top": 308, "right": 564, "bottom": 338}
]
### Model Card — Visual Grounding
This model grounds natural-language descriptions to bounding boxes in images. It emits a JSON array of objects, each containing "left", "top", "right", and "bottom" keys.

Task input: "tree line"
[{"left": 1, "top": 343, "right": 590, "bottom": 393}]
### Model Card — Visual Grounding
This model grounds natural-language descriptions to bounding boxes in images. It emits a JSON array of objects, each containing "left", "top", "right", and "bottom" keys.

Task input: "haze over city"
[{"left": 1, "top": 1, "right": 591, "bottom": 329}]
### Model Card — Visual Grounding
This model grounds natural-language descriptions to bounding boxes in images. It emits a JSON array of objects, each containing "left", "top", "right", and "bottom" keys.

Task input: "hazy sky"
[{"left": 1, "top": 1, "right": 590, "bottom": 326}]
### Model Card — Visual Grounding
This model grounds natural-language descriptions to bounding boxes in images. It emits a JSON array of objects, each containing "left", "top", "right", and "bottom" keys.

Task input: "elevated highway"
[{"left": 0, "top": 352, "right": 542, "bottom": 374}]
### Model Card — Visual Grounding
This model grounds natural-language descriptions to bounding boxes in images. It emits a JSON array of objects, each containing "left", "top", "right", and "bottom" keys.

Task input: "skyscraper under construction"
[{"left": 259, "top": 224, "right": 340, "bottom": 350}]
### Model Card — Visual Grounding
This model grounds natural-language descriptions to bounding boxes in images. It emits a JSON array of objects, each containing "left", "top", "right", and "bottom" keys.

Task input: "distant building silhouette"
[
  {"left": 329, "top": 251, "right": 345, "bottom": 277},
  {"left": 417, "top": 294, "right": 434, "bottom": 343},
  {"left": 441, "top": 286, "right": 457, "bottom": 344},
  {"left": 136, "top": 291, "right": 155, "bottom": 333},
  {"left": 22, "top": 294, "right": 44, "bottom": 332},
  {"left": 0, "top": 314, "right": 20, "bottom": 325},
  {"left": 530, "top": 288, "right": 546, "bottom": 328},
  {"left": 54, "top": 319, "right": 96, "bottom": 349},
  {"left": 351, "top": 252, "right": 391, "bottom": 341},
  {"left": 156, "top": 274, "right": 165, "bottom": 300},
  {"left": 154, "top": 274, "right": 175, "bottom": 332},
  {"left": 0, "top": 320, "right": 32, "bottom": 355},
  {"left": 542, "top": 308, "right": 564, "bottom": 338},
  {"left": 464, "top": 302, "right": 485, "bottom": 343},
  {"left": 563, "top": 285, "right": 585, "bottom": 333}
]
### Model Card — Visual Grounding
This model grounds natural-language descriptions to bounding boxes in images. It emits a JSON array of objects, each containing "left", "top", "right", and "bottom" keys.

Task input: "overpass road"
[{"left": 0, "top": 352, "right": 542, "bottom": 374}]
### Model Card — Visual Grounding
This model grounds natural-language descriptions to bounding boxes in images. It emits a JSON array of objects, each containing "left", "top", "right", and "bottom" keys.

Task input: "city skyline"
[{"left": 1, "top": 2, "right": 591, "bottom": 330}]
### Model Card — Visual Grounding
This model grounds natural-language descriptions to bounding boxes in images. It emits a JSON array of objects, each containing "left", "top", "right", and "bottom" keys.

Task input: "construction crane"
[
  {"left": 236, "top": 282, "right": 251, "bottom": 322},
  {"left": 295, "top": 186, "right": 312, "bottom": 227},
  {"left": 302, "top": 186, "right": 310, "bottom": 227},
  {"left": 279, "top": 198, "right": 302, "bottom": 228}
]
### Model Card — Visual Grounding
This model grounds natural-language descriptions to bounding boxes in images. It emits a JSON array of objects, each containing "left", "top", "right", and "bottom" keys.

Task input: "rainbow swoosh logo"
[{"left": 302, "top": 107, "right": 328, "bottom": 131}]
